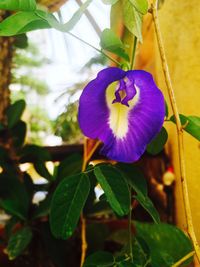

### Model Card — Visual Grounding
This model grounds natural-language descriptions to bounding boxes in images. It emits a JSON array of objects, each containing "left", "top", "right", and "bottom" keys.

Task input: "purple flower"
[{"left": 78, "top": 67, "right": 165, "bottom": 163}]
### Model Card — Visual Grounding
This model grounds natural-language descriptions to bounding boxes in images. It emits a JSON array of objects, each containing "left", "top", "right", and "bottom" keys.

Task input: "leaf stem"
[
  {"left": 128, "top": 201, "right": 133, "bottom": 262},
  {"left": 67, "top": 32, "right": 121, "bottom": 66},
  {"left": 171, "top": 251, "right": 195, "bottom": 267},
  {"left": 80, "top": 139, "right": 101, "bottom": 267},
  {"left": 130, "top": 36, "right": 137, "bottom": 70},
  {"left": 151, "top": 0, "right": 200, "bottom": 263}
]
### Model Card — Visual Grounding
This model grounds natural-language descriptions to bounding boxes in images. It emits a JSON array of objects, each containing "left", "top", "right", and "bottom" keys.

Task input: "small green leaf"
[
  {"left": 117, "top": 164, "right": 160, "bottom": 223},
  {"left": 94, "top": 165, "right": 130, "bottom": 216},
  {"left": 0, "top": 175, "right": 29, "bottom": 220},
  {"left": 84, "top": 251, "right": 114, "bottom": 266},
  {"left": 129, "top": 0, "right": 148, "bottom": 14},
  {"left": 14, "top": 34, "right": 28, "bottom": 49},
  {"left": 170, "top": 114, "right": 200, "bottom": 141},
  {"left": 6, "top": 100, "right": 26, "bottom": 129},
  {"left": 11, "top": 120, "right": 26, "bottom": 148},
  {"left": 147, "top": 127, "right": 168, "bottom": 155},
  {"left": 50, "top": 173, "right": 90, "bottom": 239},
  {"left": 135, "top": 222, "right": 194, "bottom": 267},
  {"left": 34, "top": 161, "right": 53, "bottom": 181},
  {"left": 57, "top": 154, "right": 82, "bottom": 182},
  {"left": 20, "top": 145, "right": 51, "bottom": 162},
  {"left": 100, "top": 28, "right": 129, "bottom": 61},
  {"left": 102, "top": 0, "right": 119, "bottom": 4},
  {"left": 0, "top": 0, "right": 36, "bottom": 11},
  {"left": 122, "top": 0, "right": 143, "bottom": 42},
  {"left": 7, "top": 227, "right": 32, "bottom": 260}
]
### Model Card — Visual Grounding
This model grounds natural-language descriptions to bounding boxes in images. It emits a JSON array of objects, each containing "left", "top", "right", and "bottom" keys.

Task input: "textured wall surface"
[{"left": 155, "top": 0, "right": 200, "bottom": 246}]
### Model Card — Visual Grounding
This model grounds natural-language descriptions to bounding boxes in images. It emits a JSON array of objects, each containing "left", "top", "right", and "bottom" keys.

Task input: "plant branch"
[
  {"left": 151, "top": 0, "right": 200, "bottom": 263},
  {"left": 172, "top": 251, "right": 195, "bottom": 267},
  {"left": 80, "top": 139, "right": 101, "bottom": 267},
  {"left": 67, "top": 32, "right": 121, "bottom": 66}
]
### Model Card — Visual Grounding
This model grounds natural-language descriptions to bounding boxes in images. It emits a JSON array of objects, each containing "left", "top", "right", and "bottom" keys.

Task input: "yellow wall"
[{"left": 155, "top": 0, "right": 200, "bottom": 250}]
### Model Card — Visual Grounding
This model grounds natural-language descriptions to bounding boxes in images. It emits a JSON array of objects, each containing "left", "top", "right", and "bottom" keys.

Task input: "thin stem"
[
  {"left": 130, "top": 36, "right": 137, "bottom": 70},
  {"left": 80, "top": 139, "right": 101, "bottom": 267},
  {"left": 128, "top": 204, "right": 133, "bottom": 262},
  {"left": 171, "top": 251, "right": 195, "bottom": 267},
  {"left": 151, "top": 1, "right": 200, "bottom": 263},
  {"left": 67, "top": 32, "right": 121, "bottom": 66}
]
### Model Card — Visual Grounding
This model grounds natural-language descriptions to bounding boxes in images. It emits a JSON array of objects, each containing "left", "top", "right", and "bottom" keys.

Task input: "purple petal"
[
  {"left": 78, "top": 68, "right": 165, "bottom": 163},
  {"left": 78, "top": 67, "right": 126, "bottom": 141}
]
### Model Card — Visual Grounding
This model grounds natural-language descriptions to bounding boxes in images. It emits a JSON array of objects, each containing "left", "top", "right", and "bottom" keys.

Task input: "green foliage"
[
  {"left": 0, "top": 0, "right": 36, "bottom": 11},
  {"left": 135, "top": 221, "right": 194, "bottom": 267},
  {"left": 170, "top": 114, "right": 200, "bottom": 141},
  {"left": 100, "top": 28, "right": 130, "bottom": 61},
  {"left": 117, "top": 164, "right": 160, "bottom": 223},
  {"left": 147, "top": 127, "right": 168, "bottom": 155},
  {"left": 11, "top": 120, "right": 27, "bottom": 148},
  {"left": 0, "top": 0, "right": 92, "bottom": 36},
  {"left": 14, "top": 34, "right": 28, "bottom": 49},
  {"left": 6, "top": 99, "right": 26, "bottom": 129},
  {"left": 129, "top": 0, "right": 148, "bottom": 15},
  {"left": 94, "top": 165, "right": 130, "bottom": 216},
  {"left": 122, "top": 0, "right": 143, "bottom": 42},
  {"left": 0, "top": 175, "right": 29, "bottom": 220},
  {"left": 6, "top": 227, "right": 32, "bottom": 260},
  {"left": 50, "top": 173, "right": 90, "bottom": 239},
  {"left": 84, "top": 251, "right": 114, "bottom": 266}
]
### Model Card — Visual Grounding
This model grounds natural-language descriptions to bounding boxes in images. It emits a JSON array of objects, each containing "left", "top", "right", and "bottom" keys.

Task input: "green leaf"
[
  {"left": 0, "top": 175, "right": 29, "bottom": 220},
  {"left": 11, "top": 120, "right": 27, "bottom": 148},
  {"left": 94, "top": 165, "right": 130, "bottom": 216},
  {"left": 135, "top": 222, "right": 194, "bottom": 267},
  {"left": 0, "top": 11, "right": 50, "bottom": 36},
  {"left": 34, "top": 161, "right": 53, "bottom": 181},
  {"left": 122, "top": 0, "right": 143, "bottom": 42},
  {"left": 129, "top": 0, "right": 148, "bottom": 14},
  {"left": 57, "top": 153, "right": 82, "bottom": 182},
  {"left": 100, "top": 28, "right": 129, "bottom": 61},
  {"left": 165, "top": 101, "right": 169, "bottom": 118},
  {"left": 84, "top": 251, "right": 114, "bottom": 267},
  {"left": 146, "top": 127, "right": 168, "bottom": 155},
  {"left": 50, "top": 173, "right": 90, "bottom": 239},
  {"left": 117, "top": 164, "right": 160, "bottom": 223},
  {"left": 102, "top": 0, "right": 119, "bottom": 4},
  {"left": 0, "top": 0, "right": 36, "bottom": 11},
  {"left": 7, "top": 227, "right": 32, "bottom": 260},
  {"left": 0, "top": 0, "right": 92, "bottom": 36},
  {"left": 20, "top": 144, "right": 51, "bottom": 162},
  {"left": 14, "top": 34, "right": 28, "bottom": 49},
  {"left": 170, "top": 114, "right": 200, "bottom": 141},
  {"left": 6, "top": 100, "right": 26, "bottom": 129}
]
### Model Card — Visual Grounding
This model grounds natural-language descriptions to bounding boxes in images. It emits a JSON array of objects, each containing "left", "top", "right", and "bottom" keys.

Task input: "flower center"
[{"left": 112, "top": 78, "right": 137, "bottom": 107}]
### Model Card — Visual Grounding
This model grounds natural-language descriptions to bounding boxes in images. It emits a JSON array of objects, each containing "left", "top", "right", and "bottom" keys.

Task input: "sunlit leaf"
[
  {"left": 100, "top": 28, "right": 129, "bottom": 61},
  {"left": 122, "top": 0, "right": 143, "bottom": 42},
  {"left": 50, "top": 173, "right": 90, "bottom": 239},
  {"left": 94, "top": 165, "right": 130, "bottom": 216},
  {"left": 170, "top": 114, "right": 200, "bottom": 141},
  {"left": 117, "top": 164, "right": 160, "bottom": 223},
  {"left": 135, "top": 222, "right": 194, "bottom": 267},
  {"left": 7, "top": 227, "right": 32, "bottom": 260},
  {"left": 129, "top": 0, "right": 148, "bottom": 14},
  {"left": 147, "top": 127, "right": 168, "bottom": 155},
  {"left": 0, "top": 0, "right": 36, "bottom": 11}
]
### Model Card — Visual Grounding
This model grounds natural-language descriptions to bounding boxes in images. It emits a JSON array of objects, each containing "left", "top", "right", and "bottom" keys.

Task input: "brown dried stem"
[{"left": 151, "top": 0, "right": 200, "bottom": 263}]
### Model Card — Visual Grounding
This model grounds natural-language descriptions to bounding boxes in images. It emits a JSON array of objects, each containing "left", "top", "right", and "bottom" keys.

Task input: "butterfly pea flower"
[{"left": 78, "top": 67, "right": 165, "bottom": 163}]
